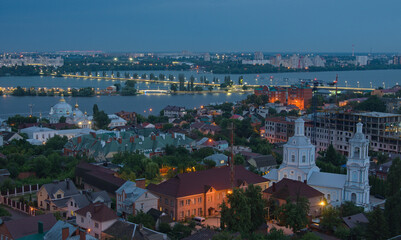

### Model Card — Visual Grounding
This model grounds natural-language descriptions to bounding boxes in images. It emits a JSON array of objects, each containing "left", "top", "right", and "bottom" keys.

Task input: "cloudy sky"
[{"left": 0, "top": 0, "right": 400, "bottom": 53}]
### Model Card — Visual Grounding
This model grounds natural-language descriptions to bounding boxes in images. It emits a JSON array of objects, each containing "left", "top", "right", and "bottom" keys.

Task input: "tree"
[
  {"left": 170, "top": 83, "right": 178, "bottom": 92},
  {"left": 320, "top": 206, "right": 341, "bottom": 232},
  {"left": 94, "top": 110, "right": 110, "bottom": 129},
  {"left": 355, "top": 95, "right": 386, "bottom": 112},
  {"left": 266, "top": 228, "right": 289, "bottom": 240},
  {"left": 339, "top": 201, "right": 364, "bottom": 217},
  {"left": 385, "top": 191, "right": 401, "bottom": 236},
  {"left": 300, "top": 232, "right": 321, "bottom": 240},
  {"left": 220, "top": 185, "right": 266, "bottom": 234},
  {"left": 367, "top": 207, "right": 388, "bottom": 240},
  {"left": 58, "top": 116, "right": 66, "bottom": 123},
  {"left": 127, "top": 211, "right": 155, "bottom": 229},
  {"left": 276, "top": 196, "right": 309, "bottom": 233},
  {"left": 93, "top": 104, "right": 99, "bottom": 115},
  {"left": 45, "top": 135, "right": 68, "bottom": 150},
  {"left": 386, "top": 157, "right": 401, "bottom": 197}
]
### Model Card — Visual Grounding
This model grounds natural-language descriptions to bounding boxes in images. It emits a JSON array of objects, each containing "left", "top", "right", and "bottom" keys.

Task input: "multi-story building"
[
  {"left": 254, "top": 84, "right": 312, "bottom": 110},
  {"left": 263, "top": 111, "right": 401, "bottom": 155},
  {"left": 147, "top": 165, "right": 269, "bottom": 221},
  {"left": 37, "top": 179, "right": 80, "bottom": 212},
  {"left": 163, "top": 105, "right": 187, "bottom": 118}
]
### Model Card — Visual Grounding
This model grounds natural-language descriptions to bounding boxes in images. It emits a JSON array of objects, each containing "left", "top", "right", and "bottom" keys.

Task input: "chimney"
[
  {"left": 38, "top": 221, "right": 43, "bottom": 234},
  {"left": 79, "top": 229, "right": 86, "bottom": 240},
  {"left": 62, "top": 227, "right": 69, "bottom": 240},
  {"left": 272, "top": 182, "right": 276, "bottom": 192},
  {"left": 135, "top": 178, "right": 146, "bottom": 189}
]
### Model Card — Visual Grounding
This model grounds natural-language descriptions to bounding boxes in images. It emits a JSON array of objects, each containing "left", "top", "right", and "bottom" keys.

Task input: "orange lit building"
[{"left": 254, "top": 84, "right": 312, "bottom": 110}]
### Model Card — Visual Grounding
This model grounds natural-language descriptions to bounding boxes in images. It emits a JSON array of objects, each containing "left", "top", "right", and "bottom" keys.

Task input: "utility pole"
[{"left": 228, "top": 122, "right": 235, "bottom": 190}]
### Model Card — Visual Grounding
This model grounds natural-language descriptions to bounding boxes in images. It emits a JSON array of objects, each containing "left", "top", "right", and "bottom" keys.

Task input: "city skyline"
[{"left": 1, "top": 0, "right": 401, "bottom": 53}]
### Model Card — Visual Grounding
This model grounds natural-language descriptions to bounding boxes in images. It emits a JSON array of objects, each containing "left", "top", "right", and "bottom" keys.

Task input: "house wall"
[
  {"left": 0, "top": 225, "right": 13, "bottom": 240},
  {"left": 135, "top": 192, "right": 159, "bottom": 213},
  {"left": 76, "top": 213, "right": 117, "bottom": 239},
  {"left": 152, "top": 181, "right": 269, "bottom": 222}
]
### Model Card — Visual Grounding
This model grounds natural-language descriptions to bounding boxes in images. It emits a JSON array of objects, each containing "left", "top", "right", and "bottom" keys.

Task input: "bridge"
[
  {"left": 138, "top": 89, "right": 169, "bottom": 94},
  {"left": 62, "top": 74, "right": 375, "bottom": 92},
  {"left": 62, "top": 74, "right": 221, "bottom": 87}
]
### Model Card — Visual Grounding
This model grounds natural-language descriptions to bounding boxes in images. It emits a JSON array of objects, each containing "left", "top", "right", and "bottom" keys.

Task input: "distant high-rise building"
[
  {"left": 356, "top": 56, "right": 368, "bottom": 66},
  {"left": 393, "top": 55, "right": 401, "bottom": 65},
  {"left": 204, "top": 53, "right": 211, "bottom": 62},
  {"left": 254, "top": 51, "right": 264, "bottom": 61}
]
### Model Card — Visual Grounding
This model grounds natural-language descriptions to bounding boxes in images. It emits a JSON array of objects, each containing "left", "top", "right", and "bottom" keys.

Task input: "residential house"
[
  {"left": 0, "top": 131, "right": 23, "bottom": 144},
  {"left": 64, "top": 131, "right": 195, "bottom": 160},
  {"left": 107, "top": 114, "right": 127, "bottom": 128},
  {"left": 342, "top": 213, "right": 369, "bottom": 229},
  {"left": 43, "top": 220, "right": 96, "bottom": 240},
  {"left": 190, "top": 122, "right": 221, "bottom": 135},
  {"left": 37, "top": 179, "right": 80, "bottom": 214},
  {"left": 147, "top": 165, "right": 269, "bottom": 221},
  {"left": 116, "top": 180, "right": 159, "bottom": 217},
  {"left": 102, "top": 219, "right": 168, "bottom": 240},
  {"left": 230, "top": 115, "right": 244, "bottom": 121},
  {"left": 369, "top": 161, "right": 392, "bottom": 180},
  {"left": 247, "top": 155, "right": 277, "bottom": 173},
  {"left": 263, "top": 178, "right": 324, "bottom": 217},
  {"left": 0, "top": 214, "right": 57, "bottom": 240},
  {"left": 204, "top": 153, "right": 228, "bottom": 167},
  {"left": 75, "top": 162, "right": 126, "bottom": 195},
  {"left": 147, "top": 208, "right": 173, "bottom": 231},
  {"left": 115, "top": 111, "right": 137, "bottom": 123},
  {"left": 196, "top": 138, "right": 228, "bottom": 151},
  {"left": 66, "top": 190, "right": 111, "bottom": 218},
  {"left": 163, "top": 105, "right": 186, "bottom": 118},
  {"left": 75, "top": 203, "right": 118, "bottom": 239}
]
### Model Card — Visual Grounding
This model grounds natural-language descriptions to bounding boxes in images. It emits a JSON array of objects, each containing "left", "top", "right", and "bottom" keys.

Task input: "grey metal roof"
[
  {"left": 308, "top": 172, "right": 346, "bottom": 189},
  {"left": 43, "top": 179, "right": 79, "bottom": 200}
]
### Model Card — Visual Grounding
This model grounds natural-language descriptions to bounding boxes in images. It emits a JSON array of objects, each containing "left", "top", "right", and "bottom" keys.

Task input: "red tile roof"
[
  {"left": 148, "top": 165, "right": 268, "bottom": 198},
  {"left": 264, "top": 178, "right": 323, "bottom": 200},
  {"left": 5, "top": 213, "right": 57, "bottom": 239},
  {"left": 75, "top": 203, "right": 117, "bottom": 222}
]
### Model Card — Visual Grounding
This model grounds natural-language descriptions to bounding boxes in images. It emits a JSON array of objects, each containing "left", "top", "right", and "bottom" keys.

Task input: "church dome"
[{"left": 50, "top": 94, "right": 72, "bottom": 116}]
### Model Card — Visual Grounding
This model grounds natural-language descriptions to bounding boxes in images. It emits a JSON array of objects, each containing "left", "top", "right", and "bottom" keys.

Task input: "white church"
[{"left": 264, "top": 117, "right": 370, "bottom": 208}]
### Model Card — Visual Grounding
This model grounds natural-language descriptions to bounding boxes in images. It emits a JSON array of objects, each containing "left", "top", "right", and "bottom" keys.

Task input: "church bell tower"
[{"left": 344, "top": 122, "right": 370, "bottom": 207}]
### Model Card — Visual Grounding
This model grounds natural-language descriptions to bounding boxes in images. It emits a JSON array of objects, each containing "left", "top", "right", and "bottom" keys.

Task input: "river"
[{"left": 0, "top": 69, "right": 400, "bottom": 117}]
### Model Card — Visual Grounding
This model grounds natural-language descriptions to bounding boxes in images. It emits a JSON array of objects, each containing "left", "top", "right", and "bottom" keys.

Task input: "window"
[
  {"left": 70, "top": 202, "right": 73, "bottom": 206},
  {"left": 284, "top": 174, "right": 288, "bottom": 178},
  {"left": 198, "top": 197, "right": 202, "bottom": 203},
  {"left": 193, "top": 209, "right": 196, "bottom": 215},
  {"left": 95, "top": 222, "right": 99, "bottom": 228},
  {"left": 181, "top": 211, "right": 184, "bottom": 217},
  {"left": 298, "top": 176, "right": 301, "bottom": 181},
  {"left": 170, "top": 200, "right": 174, "bottom": 206},
  {"left": 180, "top": 200, "right": 184, "bottom": 206},
  {"left": 187, "top": 210, "right": 190, "bottom": 216},
  {"left": 327, "top": 194, "right": 331, "bottom": 201},
  {"left": 56, "top": 194, "right": 61, "bottom": 199},
  {"left": 74, "top": 203, "right": 77, "bottom": 208},
  {"left": 141, "top": 203, "right": 144, "bottom": 210},
  {"left": 291, "top": 154, "right": 295, "bottom": 162},
  {"left": 145, "top": 193, "right": 148, "bottom": 198},
  {"left": 302, "top": 155, "right": 306, "bottom": 163},
  {"left": 81, "top": 217, "right": 84, "bottom": 223},
  {"left": 207, "top": 196, "right": 212, "bottom": 202},
  {"left": 165, "top": 198, "right": 168, "bottom": 204}
]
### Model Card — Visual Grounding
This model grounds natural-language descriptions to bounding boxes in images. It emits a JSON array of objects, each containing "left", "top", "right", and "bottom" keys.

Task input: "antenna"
[{"left": 228, "top": 122, "right": 235, "bottom": 190}]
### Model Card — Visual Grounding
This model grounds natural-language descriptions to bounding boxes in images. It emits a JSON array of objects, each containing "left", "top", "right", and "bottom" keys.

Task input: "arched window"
[
  {"left": 298, "top": 176, "right": 301, "bottom": 181},
  {"left": 291, "top": 154, "right": 295, "bottom": 162},
  {"left": 302, "top": 155, "right": 306, "bottom": 163},
  {"left": 352, "top": 171, "right": 358, "bottom": 182},
  {"left": 284, "top": 174, "right": 288, "bottom": 179},
  {"left": 354, "top": 147, "right": 360, "bottom": 158},
  {"left": 327, "top": 194, "right": 331, "bottom": 201},
  {"left": 351, "top": 193, "right": 357, "bottom": 203}
]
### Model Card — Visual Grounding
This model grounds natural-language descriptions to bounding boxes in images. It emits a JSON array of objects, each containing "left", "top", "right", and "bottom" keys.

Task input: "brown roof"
[
  {"left": 264, "top": 178, "right": 323, "bottom": 200},
  {"left": 342, "top": 213, "right": 368, "bottom": 229},
  {"left": 148, "top": 165, "right": 269, "bottom": 198},
  {"left": 4, "top": 213, "right": 57, "bottom": 239},
  {"left": 75, "top": 203, "right": 117, "bottom": 222}
]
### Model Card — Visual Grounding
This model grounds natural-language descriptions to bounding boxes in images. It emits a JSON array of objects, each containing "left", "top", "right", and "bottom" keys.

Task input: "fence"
[
  {"left": 0, "top": 195, "right": 35, "bottom": 216},
  {"left": 1, "top": 184, "right": 40, "bottom": 197}
]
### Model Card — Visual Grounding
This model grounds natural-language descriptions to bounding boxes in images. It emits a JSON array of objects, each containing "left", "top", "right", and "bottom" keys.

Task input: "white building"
[
  {"left": 20, "top": 126, "right": 57, "bottom": 143},
  {"left": 265, "top": 118, "right": 370, "bottom": 208},
  {"left": 49, "top": 95, "right": 92, "bottom": 129},
  {"left": 116, "top": 181, "right": 158, "bottom": 217},
  {"left": 356, "top": 56, "right": 368, "bottom": 66},
  {"left": 107, "top": 114, "right": 127, "bottom": 128}
]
